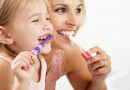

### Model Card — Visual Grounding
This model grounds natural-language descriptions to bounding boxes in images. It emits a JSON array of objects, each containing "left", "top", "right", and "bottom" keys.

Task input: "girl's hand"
[
  {"left": 11, "top": 51, "right": 36, "bottom": 83},
  {"left": 86, "top": 46, "right": 111, "bottom": 82},
  {"left": 11, "top": 52, "right": 47, "bottom": 90}
]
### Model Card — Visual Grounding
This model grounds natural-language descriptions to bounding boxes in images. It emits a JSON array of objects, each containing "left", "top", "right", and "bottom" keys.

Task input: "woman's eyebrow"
[
  {"left": 77, "top": 4, "right": 82, "bottom": 7},
  {"left": 51, "top": 4, "right": 67, "bottom": 8}
]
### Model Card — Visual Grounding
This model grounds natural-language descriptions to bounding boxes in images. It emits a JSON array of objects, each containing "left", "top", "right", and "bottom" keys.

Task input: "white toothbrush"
[{"left": 69, "top": 36, "right": 96, "bottom": 60}]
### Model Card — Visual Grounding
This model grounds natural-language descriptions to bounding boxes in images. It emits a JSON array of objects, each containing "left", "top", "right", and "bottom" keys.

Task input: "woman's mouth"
[{"left": 57, "top": 30, "right": 75, "bottom": 36}]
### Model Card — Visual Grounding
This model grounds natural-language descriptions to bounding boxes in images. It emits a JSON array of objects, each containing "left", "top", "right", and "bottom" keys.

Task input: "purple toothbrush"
[{"left": 31, "top": 34, "right": 53, "bottom": 56}]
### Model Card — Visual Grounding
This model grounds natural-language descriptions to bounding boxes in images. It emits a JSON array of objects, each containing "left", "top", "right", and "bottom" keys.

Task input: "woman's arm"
[
  {"left": 64, "top": 44, "right": 92, "bottom": 90},
  {"left": 86, "top": 46, "right": 111, "bottom": 90}
]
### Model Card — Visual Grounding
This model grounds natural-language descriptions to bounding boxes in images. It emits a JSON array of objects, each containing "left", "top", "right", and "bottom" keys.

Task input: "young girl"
[
  {"left": 0, "top": 0, "right": 53, "bottom": 90},
  {"left": 44, "top": 0, "right": 111, "bottom": 90}
]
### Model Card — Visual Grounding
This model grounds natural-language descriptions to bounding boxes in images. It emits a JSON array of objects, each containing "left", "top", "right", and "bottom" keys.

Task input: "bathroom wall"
[{"left": 56, "top": 0, "right": 130, "bottom": 89}]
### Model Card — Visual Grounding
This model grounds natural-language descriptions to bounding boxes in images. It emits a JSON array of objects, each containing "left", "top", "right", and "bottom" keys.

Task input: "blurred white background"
[{"left": 56, "top": 0, "right": 130, "bottom": 90}]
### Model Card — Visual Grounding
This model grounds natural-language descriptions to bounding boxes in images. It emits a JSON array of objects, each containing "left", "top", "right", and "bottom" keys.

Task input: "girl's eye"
[
  {"left": 46, "top": 15, "right": 50, "bottom": 20},
  {"left": 75, "top": 8, "right": 82, "bottom": 14},
  {"left": 46, "top": 17, "right": 49, "bottom": 20},
  {"left": 55, "top": 8, "right": 65, "bottom": 13}
]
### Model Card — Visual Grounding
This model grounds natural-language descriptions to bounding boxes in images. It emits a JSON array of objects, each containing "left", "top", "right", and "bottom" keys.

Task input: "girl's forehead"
[{"left": 17, "top": 0, "right": 46, "bottom": 13}]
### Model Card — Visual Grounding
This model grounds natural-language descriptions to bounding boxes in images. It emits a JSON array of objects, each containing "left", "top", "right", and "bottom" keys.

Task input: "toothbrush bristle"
[{"left": 69, "top": 36, "right": 77, "bottom": 43}]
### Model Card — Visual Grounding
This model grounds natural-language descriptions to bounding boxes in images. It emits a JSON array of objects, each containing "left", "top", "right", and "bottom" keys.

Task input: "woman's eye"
[
  {"left": 55, "top": 8, "right": 65, "bottom": 13},
  {"left": 75, "top": 8, "right": 82, "bottom": 14}
]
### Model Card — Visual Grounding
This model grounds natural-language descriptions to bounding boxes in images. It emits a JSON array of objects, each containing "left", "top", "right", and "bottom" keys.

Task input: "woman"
[{"left": 44, "top": 0, "right": 111, "bottom": 90}]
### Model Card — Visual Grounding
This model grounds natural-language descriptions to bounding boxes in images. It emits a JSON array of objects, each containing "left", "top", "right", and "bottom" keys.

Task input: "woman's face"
[{"left": 49, "top": 0, "right": 83, "bottom": 49}]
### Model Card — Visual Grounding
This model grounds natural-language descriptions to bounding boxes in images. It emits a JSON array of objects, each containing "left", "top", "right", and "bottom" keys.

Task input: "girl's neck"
[{"left": 3, "top": 45, "right": 17, "bottom": 58}]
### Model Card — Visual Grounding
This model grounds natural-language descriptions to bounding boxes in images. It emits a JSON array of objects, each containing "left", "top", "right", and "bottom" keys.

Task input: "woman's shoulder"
[
  {"left": 64, "top": 44, "right": 82, "bottom": 60},
  {"left": 63, "top": 44, "right": 87, "bottom": 72}
]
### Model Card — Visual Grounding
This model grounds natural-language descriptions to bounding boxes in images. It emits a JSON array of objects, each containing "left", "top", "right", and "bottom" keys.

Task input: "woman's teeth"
[{"left": 57, "top": 31, "right": 75, "bottom": 36}]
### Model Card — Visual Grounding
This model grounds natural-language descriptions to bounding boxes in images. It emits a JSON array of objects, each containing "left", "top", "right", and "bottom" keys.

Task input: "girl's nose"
[{"left": 43, "top": 21, "right": 53, "bottom": 33}]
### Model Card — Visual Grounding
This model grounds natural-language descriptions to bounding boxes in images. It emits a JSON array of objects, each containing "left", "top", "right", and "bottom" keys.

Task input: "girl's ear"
[{"left": 0, "top": 26, "right": 14, "bottom": 45}]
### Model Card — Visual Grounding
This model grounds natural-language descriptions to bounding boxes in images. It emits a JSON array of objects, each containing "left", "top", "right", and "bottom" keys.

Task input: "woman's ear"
[{"left": 0, "top": 26, "right": 14, "bottom": 45}]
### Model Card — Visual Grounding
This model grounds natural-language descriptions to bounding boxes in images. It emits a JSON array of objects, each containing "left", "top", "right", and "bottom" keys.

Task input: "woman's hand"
[{"left": 86, "top": 46, "right": 111, "bottom": 82}]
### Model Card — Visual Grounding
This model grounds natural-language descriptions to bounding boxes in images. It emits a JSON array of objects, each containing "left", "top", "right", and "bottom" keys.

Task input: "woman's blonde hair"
[
  {"left": 81, "top": 0, "right": 86, "bottom": 20},
  {"left": 0, "top": 0, "right": 46, "bottom": 56}
]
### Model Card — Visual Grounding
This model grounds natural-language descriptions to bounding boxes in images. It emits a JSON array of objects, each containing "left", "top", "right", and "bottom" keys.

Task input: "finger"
[
  {"left": 92, "top": 57, "right": 111, "bottom": 69},
  {"left": 90, "top": 54, "right": 109, "bottom": 63},
  {"left": 91, "top": 60, "right": 105, "bottom": 70},
  {"left": 89, "top": 46, "right": 105, "bottom": 54},
  {"left": 20, "top": 51, "right": 34, "bottom": 64},
  {"left": 12, "top": 60, "right": 28, "bottom": 71},
  {"left": 94, "top": 65, "right": 111, "bottom": 75},
  {"left": 13, "top": 51, "right": 33, "bottom": 66},
  {"left": 13, "top": 55, "right": 31, "bottom": 68},
  {"left": 31, "top": 55, "right": 38, "bottom": 64}
]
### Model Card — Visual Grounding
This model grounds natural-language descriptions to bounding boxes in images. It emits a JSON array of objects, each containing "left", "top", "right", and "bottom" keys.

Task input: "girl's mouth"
[{"left": 38, "top": 34, "right": 51, "bottom": 42}]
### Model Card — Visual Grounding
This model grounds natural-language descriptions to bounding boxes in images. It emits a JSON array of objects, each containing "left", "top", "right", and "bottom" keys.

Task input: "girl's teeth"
[{"left": 38, "top": 34, "right": 48, "bottom": 41}]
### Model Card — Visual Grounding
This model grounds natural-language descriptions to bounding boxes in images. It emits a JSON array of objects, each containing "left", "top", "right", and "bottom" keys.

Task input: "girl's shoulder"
[
  {"left": 0, "top": 52, "right": 12, "bottom": 64},
  {"left": 0, "top": 58, "right": 12, "bottom": 72},
  {"left": 0, "top": 58, "right": 14, "bottom": 89},
  {"left": 0, "top": 52, "right": 13, "bottom": 76},
  {"left": 0, "top": 52, "right": 14, "bottom": 89}
]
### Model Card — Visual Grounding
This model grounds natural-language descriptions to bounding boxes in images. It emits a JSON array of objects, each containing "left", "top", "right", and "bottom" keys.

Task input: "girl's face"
[
  {"left": 5, "top": 0, "right": 53, "bottom": 54},
  {"left": 48, "top": 0, "right": 83, "bottom": 49}
]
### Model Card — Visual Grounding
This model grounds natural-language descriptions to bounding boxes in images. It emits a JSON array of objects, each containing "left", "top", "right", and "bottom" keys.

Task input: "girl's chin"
[
  {"left": 40, "top": 45, "right": 51, "bottom": 54},
  {"left": 40, "top": 49, "right": 51, "bottom": 54}
]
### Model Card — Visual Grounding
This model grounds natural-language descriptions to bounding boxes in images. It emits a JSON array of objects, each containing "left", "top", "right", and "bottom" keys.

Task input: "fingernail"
[
  {"left": 87, "top": 60, "right": 91, "bottom": 64},
  {"left": 88, "top": 50, "right": 92, "bottom": 54}
]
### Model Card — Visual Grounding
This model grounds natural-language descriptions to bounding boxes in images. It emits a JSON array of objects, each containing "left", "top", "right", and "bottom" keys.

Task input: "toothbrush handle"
[
  {"left": 81, "top": 51, "right": 92, "bottom": 60},
  {"left": 31, "top": 34, "right": 53, "bottom": 56},
  {"left": 81, "top": 49, "right": 96, "bottom": 60}
]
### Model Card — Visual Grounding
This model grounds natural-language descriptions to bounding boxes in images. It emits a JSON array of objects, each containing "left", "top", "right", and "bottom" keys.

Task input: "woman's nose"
[{"left": 66, "top": 13, "right": 79, "bottom": 26}]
